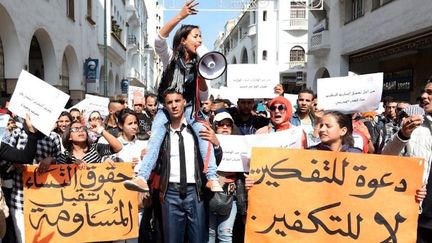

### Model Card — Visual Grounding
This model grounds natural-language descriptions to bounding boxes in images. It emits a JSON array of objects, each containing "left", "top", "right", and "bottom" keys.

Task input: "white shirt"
[
  {"left": 169, "top": 120, "right": 196, "bottom": 183},
  {"left": 115, "top": 136, "right": 148, "bottom": 173}
]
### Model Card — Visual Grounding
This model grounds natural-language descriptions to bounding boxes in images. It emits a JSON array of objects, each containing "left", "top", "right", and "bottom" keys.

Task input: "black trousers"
[{"left": 417, "top": 226, "right": 432, "bottom": 243}]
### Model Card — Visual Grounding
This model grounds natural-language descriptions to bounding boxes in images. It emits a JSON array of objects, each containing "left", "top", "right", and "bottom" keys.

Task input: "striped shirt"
[{"left": 57, "top": 143, "right": 113, "bottom": 164}]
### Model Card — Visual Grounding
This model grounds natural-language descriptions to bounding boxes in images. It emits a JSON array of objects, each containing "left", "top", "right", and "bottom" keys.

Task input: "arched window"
[
  {"left": 262, "top": 50, "right": 267, "bottom": 61},
  {"left": 290, "top": 46, "right": 305, "bottom": 61},
  {"left": 241, "top": 48, "right": 248, "bottom": 63}
]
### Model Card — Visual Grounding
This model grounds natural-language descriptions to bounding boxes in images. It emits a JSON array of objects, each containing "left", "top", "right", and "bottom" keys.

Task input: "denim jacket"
[{"left": 290, "top": 111, "right": 316, "bottom": 128}]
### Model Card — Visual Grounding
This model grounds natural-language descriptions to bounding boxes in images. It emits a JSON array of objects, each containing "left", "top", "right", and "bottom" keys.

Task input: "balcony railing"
[
  {"left": 288, "top": 61, "right": 306, "bottom": 69},
  {"left": 289, "top": 18, "right": 308, "bottom": 29},
  {"left": 128, "top": 35, "right": 137, "bottom": 45},
  {"left": 309, "top": 30, "right": 330, "bottom": 56},
  {"left": 281, "top": 18, "right": 308, "bottom": 31}
]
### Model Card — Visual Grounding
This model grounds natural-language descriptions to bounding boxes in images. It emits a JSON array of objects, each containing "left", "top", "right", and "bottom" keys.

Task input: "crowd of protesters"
[
  {"left": 0, "top": 1, "right": 431, "bottom": 243},
  {"left": 1, "top": 81, "right": 431, "bottom": 243}
]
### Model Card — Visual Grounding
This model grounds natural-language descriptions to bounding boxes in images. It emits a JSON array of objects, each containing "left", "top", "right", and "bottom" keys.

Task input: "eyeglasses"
[
  {"left": 70, "top": 126, "right": 86, "bottom": 133},
  {"left": 269, "top": 105, "right": 286, "bottom": 112},
  {"left": 90, "top": 117, "right": 101, "bottom": 121},
  {"left": 217, "top": 122, "right": 232, "bottom": 128},
  {"left": 134, "top": 104, "right": 143, "bottom": 107}
]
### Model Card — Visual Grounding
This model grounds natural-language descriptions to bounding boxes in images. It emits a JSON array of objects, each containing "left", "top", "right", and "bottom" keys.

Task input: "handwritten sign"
[
  {"left": 8, "top": 70, "right": 70, "bottom": 136},
  {"left": 23, "top": 163, "right": 138, "bottom": 243},
  {"left": 317, "top": 73, "right": 383, "bottom": 113},
  {"left": 246, "top": 148, "right": 423, "bottom": 242},
  {"left": 127, "top": 86, "right": 145, "bottom": 108},
  {"left": 84, "top": 94, "right": 109, "bottom": 116},
  {"left": 227, "top": 64, "right": 279, "bottom": 99},
  {"left": 216, "top": 135, "right": 250, "bottom": 172},
  {"left": 217, "top": 128, "right": 304, "bottom": 172}
]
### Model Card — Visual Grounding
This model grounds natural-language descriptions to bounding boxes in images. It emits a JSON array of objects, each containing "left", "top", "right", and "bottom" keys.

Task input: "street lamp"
[{"left": 103, "top": 0, "right": 108, "bottom": 96}]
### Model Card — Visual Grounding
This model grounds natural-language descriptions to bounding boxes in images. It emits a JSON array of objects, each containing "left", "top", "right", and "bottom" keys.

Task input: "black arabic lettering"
[
  {"left": 85, "top": 200, "right": 132, "bottom": 228},
  {"left": 374, "top": 212, "right": 406, "bottom": 243},
  {"left": 28, "top": 208, "right": 84, "bottom": 237},
  {"left": 251, "top": 157, "right": 349, "bottom": 187},
  {"left": 104, "top": 188, "right": 116, "bottom": 204},
  {"left": 350, "top": 173, "right": 393, "bottom": 199},
  {"left": 307, "top": 202, "right": 363, "bottom": 239},
  {"left": 256, "top": 202, "right": 362, "bottom": 239},
  {"left": 394, "top": 179, "right": 407, "bottom": 192}
]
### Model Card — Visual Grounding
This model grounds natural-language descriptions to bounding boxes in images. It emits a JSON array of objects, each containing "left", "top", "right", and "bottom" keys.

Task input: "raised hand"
[
  {"left": 38, "top": 157, "right": 56, "bottom": 174},
  {"left": 400, "top": 115, "right": 423, "bottom": 138},
  {"left": 199, "top": 122, "right": 219, "bottom": 147},
  {"left": 178, "top": 0, "right": 199, "bottom": 20},
  {"left": 25, "top": 113, "right": 37, "bottom": 133}
]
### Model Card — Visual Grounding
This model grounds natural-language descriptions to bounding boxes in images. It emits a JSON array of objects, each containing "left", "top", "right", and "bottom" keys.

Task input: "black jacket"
[{"left": 154, "top": 122, "right": 207, "bottom": 201}]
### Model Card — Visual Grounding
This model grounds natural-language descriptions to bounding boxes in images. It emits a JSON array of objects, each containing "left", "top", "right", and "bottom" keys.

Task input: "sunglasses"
[
  {"left": 269, "top": 104, "right": 286, "bottom": 112},
  {"left": 72, "top": 116, "right": 81, "bottom": 120},
  {"left": 114, "top": 99, "right": 126, "bottom": 105},
  {"left": 217, "top": 122, "right": 233, "bottom": 128},
  {"left": 70, "top": 126, "right": 86, "bottom": 133}
]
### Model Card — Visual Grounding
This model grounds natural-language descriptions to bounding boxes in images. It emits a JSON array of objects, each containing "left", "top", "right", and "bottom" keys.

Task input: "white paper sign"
[
  {"left": 216, "top": 135, "right": 250, "bottom": 172},
  {"left": 227, "top": 64, "right": 279, "bottom": 99},
  {"left": 216, "top": 127, "right": 304, "bottom": 172},
  {"left": 83, "top": 94, "right": 110, "bottom": 116},
  {"left": 8, "top": 70, "right": 70, "bottom": 136},
  {"left": 0, "top": 114, "right": 10, "bottom": 142},
  {"left": 246, "top": 126, "right": 304, "bottom": 149},
  {"left": 127, "top": 86, "right": 145, "bottom": 108},
  {"left": 283, "top": 93, "right": 299, "bottom": 111},
  {"left": 317, "top": 72, "right": 383, "bottom": 114}
]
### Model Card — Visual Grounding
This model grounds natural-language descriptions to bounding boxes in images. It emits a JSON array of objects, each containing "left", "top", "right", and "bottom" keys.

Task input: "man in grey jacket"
[{"left": 382, "top": 82, "right": 432, "bottom": 243}]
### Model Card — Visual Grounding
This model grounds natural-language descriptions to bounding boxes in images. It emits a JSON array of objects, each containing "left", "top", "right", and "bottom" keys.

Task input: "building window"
[
  {"left": 87, "top": 0, "right": 92, "bottom": 17},
  {"left": 351, "top": 0, "right": 363, "bottom": 20},
  {"left": 241, "top": 49, "right": 248, "bottom": 63},
  {"left": 345, "top": 0, "right": 363, "bottom": 23},
  {"left": 263, "top": 11, "right": 267, "bottom": 21},
  {"left": 290, "top": 2, "right": 306, "bottom": 18},
  {"left": 66, "top": 0, "right": 75, "bottom": 20},
  {"left": 290, "top": 46, "right": 305, "bottom": 62},
  {"left": 372, "top": 0, "right": 381, "bottom": 9},
  {"left": 86, "top": 0, "right": 96, "bottom": 24},
  {"left": 372, "top": 0, "right": 394, "bottom": 10},
  {"left": 251, "top": 11, "right": 256, "bottom": 24},
  {"left": 262, "top": 50, "right": 267, "bottom": 61}
]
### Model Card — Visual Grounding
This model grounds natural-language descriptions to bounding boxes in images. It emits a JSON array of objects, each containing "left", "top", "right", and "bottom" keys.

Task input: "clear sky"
[{"left": 162, "top": 1, "right": 241, "bottom": 50}]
